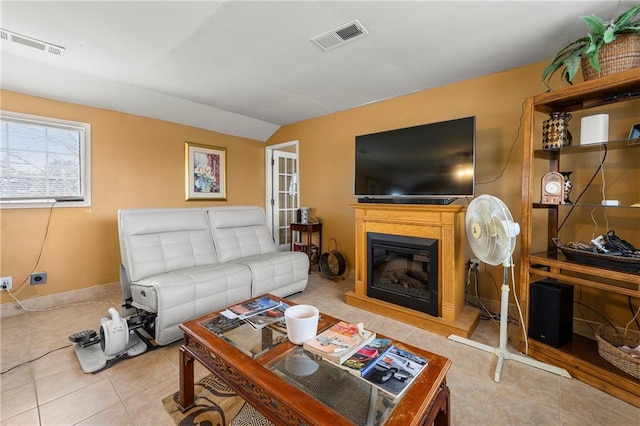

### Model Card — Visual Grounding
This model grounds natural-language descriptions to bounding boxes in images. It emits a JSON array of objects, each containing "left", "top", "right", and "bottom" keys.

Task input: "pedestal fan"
[{"left": 448, "top": 194, "right": 571, "bottom": 382}]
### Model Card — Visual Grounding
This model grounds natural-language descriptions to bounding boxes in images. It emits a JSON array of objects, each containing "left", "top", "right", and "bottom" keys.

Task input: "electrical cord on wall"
[
  {"left": 574, "top": 285, "right": 617, "bottom": 334},
  {"left": 558, "top": 144, "right": 608, "bottom": 232},
  {"left": 591, "top": 144, "right": 610, "bottom": 238},
  {"left": 474, "top": 267, "right": 500, "bottom": 326},
  {"left": 464, "top": 264, "right": 497, "bottom": 321},
  {"left": 575, "top": 300, "right": 616, "bottom": 332},
  {"left": 465, "top": 263, "right": 518, "bottom": 326},
  {"left": 464, "top": 264, "right": 496, "bottom": 322},
  {"left": 6, "top": 201, "right": 113, "bottom": 312},
  {"left": 9, "top": 201, "right": 56, "bottom": 294},
  {"left": 574, "top": 289, "right": 640, "bottom": 336},
  {"left": 624, "top": 303, "right": 640, "bottom": 336},
  {"left": 629, "top": 298, "right": 640, "bottom": 330},
  {"left": 477, "top": 100, "right": 525, "bottom": 185}
]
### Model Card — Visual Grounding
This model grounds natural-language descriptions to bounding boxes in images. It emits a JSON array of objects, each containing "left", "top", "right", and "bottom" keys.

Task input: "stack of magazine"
[
  {"left": 303, "top": 324, "right": 428, "bottom": 399},
  {"left": 202, "top": 296, "right": 291, "bottom": 358},
  {"left": 225, "top": 296, "right": 290, "bottom": 330},
  {"left": 303, "top": 321, "right": 376, "bottom": 364}
]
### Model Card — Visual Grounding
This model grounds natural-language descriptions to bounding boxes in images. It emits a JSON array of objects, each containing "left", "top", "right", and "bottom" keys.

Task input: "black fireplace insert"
[{"left": 366, "top": 232, "right": 438, "bottom": 317}]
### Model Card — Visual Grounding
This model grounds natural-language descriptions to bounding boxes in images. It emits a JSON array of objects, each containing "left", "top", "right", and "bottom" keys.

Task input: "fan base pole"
[
  {"left": 447, "top": 334, "right": 571, "bottom": 382},
  {"left": 448, "top": 267, "right": 571, "bottom": 382}
]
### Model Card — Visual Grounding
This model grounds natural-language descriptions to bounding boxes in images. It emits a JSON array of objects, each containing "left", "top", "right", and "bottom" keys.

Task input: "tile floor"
[{"left": 1, "top": 273, "right": 638, "bottom": 425}]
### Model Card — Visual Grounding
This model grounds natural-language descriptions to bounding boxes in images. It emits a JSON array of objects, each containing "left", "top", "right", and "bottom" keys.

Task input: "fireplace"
[
  {"left": 367, "top": 232, "right": 438, "bottom": 317},
  {"left": 348, "top": 203, "right": 479, "bottom": 338}
]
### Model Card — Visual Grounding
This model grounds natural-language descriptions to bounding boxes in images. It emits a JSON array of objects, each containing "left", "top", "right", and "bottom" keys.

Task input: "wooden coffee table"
[{"left": 179, "top": 294, "right": 451, "bottom": 425}]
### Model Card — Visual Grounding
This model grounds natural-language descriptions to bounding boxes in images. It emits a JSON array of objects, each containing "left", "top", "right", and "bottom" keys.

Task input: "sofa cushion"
[
  {"left": 131, "top": 263, "right": 252, "bottom": 345},
  {"left": 230, "top": 252, "right": 309, "bottom": 297},
  {"left": 119, "top": 209, "right": 218, "bottom": 282},
  {"left": 206, "top": 207, "right": 277, "bottom": 262}
]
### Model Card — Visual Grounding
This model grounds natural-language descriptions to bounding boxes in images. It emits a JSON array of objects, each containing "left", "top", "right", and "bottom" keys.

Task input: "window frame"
[{"left": 0, "top": 110, "right": 92, "bottom": 209}]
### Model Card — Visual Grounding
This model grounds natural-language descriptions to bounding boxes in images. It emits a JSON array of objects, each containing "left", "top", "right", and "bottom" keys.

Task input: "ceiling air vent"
[
  {"left": 311, "top": 19, "right": 369, "bottom": 51},
  {"left": 0, "top": 28, "right": 65, "bottom": 56}
]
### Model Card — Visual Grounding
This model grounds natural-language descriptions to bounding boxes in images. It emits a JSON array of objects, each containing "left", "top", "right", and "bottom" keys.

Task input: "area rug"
[{"left": 162, "top": 373, "right": 273, "bottom": 426}]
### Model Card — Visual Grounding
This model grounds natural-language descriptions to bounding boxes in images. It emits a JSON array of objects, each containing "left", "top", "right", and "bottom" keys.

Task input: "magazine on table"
[
  {"left": 244, "top": 302, "right": 290, "bottom": 330},
  {"left": 303, "top": 321, "right": 376, "bottom": 364},
  {"left": 341, "top": 337, "right": 394, "bottom": 377},
  {"left": 362, "top": 346, "right": 428, "bottom": 399},
  {"left": 227, "top": 296, "right": 281, "bottom": 319},
  {"left": 202, "top": 315, "right": 245, "bottom": 335}
]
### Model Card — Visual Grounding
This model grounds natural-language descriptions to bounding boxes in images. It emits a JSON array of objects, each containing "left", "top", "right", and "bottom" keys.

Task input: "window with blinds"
[{"left": 0, "top": 111, "right": 91, "bottom": 208}]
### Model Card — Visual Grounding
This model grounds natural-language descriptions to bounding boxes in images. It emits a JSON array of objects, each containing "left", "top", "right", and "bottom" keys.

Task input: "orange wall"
[
  {"left": 3, "top": 61, "right": 636, "bottom": 328},
  {"left": 269, "top": 61, "right": 553, "bottom": 290},
  {"left": 268, "top": 61, "right": 638, "bottom": 327},
  {"left": 0, "top": 90, "right": 265, "bottom": 303}
]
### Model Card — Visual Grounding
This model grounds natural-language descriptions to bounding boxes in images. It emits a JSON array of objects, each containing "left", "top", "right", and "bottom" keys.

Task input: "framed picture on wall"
[{"left": 185, "top": 142, "right": 227, "bottom": 200}]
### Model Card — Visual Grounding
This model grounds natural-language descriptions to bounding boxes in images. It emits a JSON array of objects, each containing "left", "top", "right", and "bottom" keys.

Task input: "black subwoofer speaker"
[{"left": 528, "top": 280, "right": 573, "bottom": 348}]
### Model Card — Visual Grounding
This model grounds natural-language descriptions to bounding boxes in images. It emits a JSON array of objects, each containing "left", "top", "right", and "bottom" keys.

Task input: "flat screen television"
[{"left": 354, "top": 116, "right": 475, "bottom": 204}]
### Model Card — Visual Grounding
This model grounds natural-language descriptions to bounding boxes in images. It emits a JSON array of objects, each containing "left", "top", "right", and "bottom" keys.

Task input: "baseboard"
[
  {"left": 0, "top": 281, "right": 121, "bottom": 318},
  {"left": 466, "top": 295, "right": 521, "bottom": 321}
]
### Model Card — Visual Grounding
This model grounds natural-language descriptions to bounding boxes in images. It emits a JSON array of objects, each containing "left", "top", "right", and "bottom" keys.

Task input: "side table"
[{"left": 290, "top": 222, "right": 322, "bottom": 271}]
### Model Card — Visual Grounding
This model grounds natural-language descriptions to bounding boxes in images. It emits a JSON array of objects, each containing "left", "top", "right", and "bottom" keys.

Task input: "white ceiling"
[{"left": 1, "top": 1, "right": 635, "bottom": 141}]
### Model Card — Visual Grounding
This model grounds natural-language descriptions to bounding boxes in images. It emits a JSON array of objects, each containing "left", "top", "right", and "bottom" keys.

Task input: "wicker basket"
[
  {"left": 581, "top": 33, "right": 640, "bottom": 81},
  {"left": 595, "top": 324, "right": 640, "bottom": 379}
]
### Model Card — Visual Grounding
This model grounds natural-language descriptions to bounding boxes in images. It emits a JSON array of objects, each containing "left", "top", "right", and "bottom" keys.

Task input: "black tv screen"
[{"left": 354, "top": 116, "right": 475, "bottom": 202}]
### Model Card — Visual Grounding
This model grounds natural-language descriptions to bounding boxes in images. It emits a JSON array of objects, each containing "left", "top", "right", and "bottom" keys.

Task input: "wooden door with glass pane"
[{"left": 272, "top": 150, "right": 299, "bottom": 250}]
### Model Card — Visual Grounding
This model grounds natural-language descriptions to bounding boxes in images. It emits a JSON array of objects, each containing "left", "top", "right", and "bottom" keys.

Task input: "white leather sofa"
[{"left": 118, "top": 206, "right": 309, "bottom": 345}]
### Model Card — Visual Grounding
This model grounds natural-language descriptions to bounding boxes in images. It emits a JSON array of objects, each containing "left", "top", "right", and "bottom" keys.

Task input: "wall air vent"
[
  {"left": 311, "top": 19, "right": 369, "bottom": 51},
  {"left": 0, "top": 28, "right": 65, "bottom": 56}
]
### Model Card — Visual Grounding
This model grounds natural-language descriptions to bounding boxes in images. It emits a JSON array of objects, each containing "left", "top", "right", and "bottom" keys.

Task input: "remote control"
[{"left": 69, "top": 329, "right": 97, "bottom": 343}]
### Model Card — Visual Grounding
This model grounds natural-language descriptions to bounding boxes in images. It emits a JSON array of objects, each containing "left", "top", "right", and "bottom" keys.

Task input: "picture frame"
[
  {"left": 185, "top": 142, "right": 227, "bottom": 200},
  {"left": 629, "top": 123, "right": 640, "bottom": 141}
]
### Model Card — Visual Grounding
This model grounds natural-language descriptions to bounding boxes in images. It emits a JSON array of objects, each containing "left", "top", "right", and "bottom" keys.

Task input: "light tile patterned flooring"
[{"left": 1, "top": 272, "right": 638, "bottom": 425}]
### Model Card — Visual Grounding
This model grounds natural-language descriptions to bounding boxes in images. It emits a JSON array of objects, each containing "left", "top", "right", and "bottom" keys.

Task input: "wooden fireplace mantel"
[{"left": 346, "top": 203, "right": 480, "bottom": 338}]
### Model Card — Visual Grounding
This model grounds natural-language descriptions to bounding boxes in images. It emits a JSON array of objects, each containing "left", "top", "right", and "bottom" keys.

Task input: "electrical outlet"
[
  {"left": 468, "top": 258, "right": 480, "bottom": 271},
  {"left": 1, "top": 276, "right": 12, "bottom": 291},
  {"left": 30, "top": 272, "right": 47, "bottom": 285}
]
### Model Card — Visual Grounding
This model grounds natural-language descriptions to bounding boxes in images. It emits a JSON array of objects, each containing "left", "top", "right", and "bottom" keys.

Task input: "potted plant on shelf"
[{"left": 542, "top": 4, "right": 640, "bottom": 85}]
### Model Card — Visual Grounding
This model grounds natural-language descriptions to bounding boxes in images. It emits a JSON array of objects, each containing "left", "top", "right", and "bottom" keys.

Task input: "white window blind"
[{"left": 0, "top": 111, "right": 91, "bottom": 207}]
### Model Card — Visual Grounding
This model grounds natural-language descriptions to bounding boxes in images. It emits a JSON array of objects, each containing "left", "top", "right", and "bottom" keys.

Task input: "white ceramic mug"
[{"left": 284, "top": 304, "right": 319, "bottom": 344}]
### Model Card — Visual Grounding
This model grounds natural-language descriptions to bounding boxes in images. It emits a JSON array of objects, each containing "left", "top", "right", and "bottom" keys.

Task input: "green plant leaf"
[
  {"left": 542, "top": 4, "right": 640, "bottom": 85},
  {"left": 564, "top": 52, "right": 582, "bottom": 83},
  {"left": 584, "top": 33, "right": 598, "bottom": 55},
  {"left": 588, "top": 51, "right": 602, "bottom": 73},
  {"left": 582, "top": 15, "right": 606, "bottom": 36},
  {"left": 603, "top": 26, "right": 616, "bottom": 43},
  {"left": 541, "top": 38, "right": 588, "bottom": 83},
  {"left": 613, "top": 4, "right": 640, "bottom": 30},
  {"left": 542, "top": 61, "right": 564, "bottom": 83},
  {"left": 622, "top": 23, "right": 640, "bottom": 33}
]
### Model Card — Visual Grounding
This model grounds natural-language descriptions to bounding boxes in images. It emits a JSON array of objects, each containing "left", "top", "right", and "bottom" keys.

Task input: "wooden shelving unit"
[{"left": 519, "top": 68, "right": 640, "bottom": 407}]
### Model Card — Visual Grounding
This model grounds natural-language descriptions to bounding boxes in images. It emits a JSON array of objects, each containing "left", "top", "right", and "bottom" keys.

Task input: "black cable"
[
  {"left": 604, "top": 230, "right": 638, "bottom": 256},
  {"left": 574, "top": 300, "right": 616, "bottom": 333},
  {"left": 0, "top": 344, "right": 72, "bottom": 374},
  {"left": 477, "top": 100, "right": 525, "bottom": 185},
  {"left": 472, "top": 265, "right": 519, "bottom": 325},
  {"left": 558, "top": 145, "right": 608, "bottom": 232},
  {"left": 483, "top": 263, "right": 502, "bottom": 301}
]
